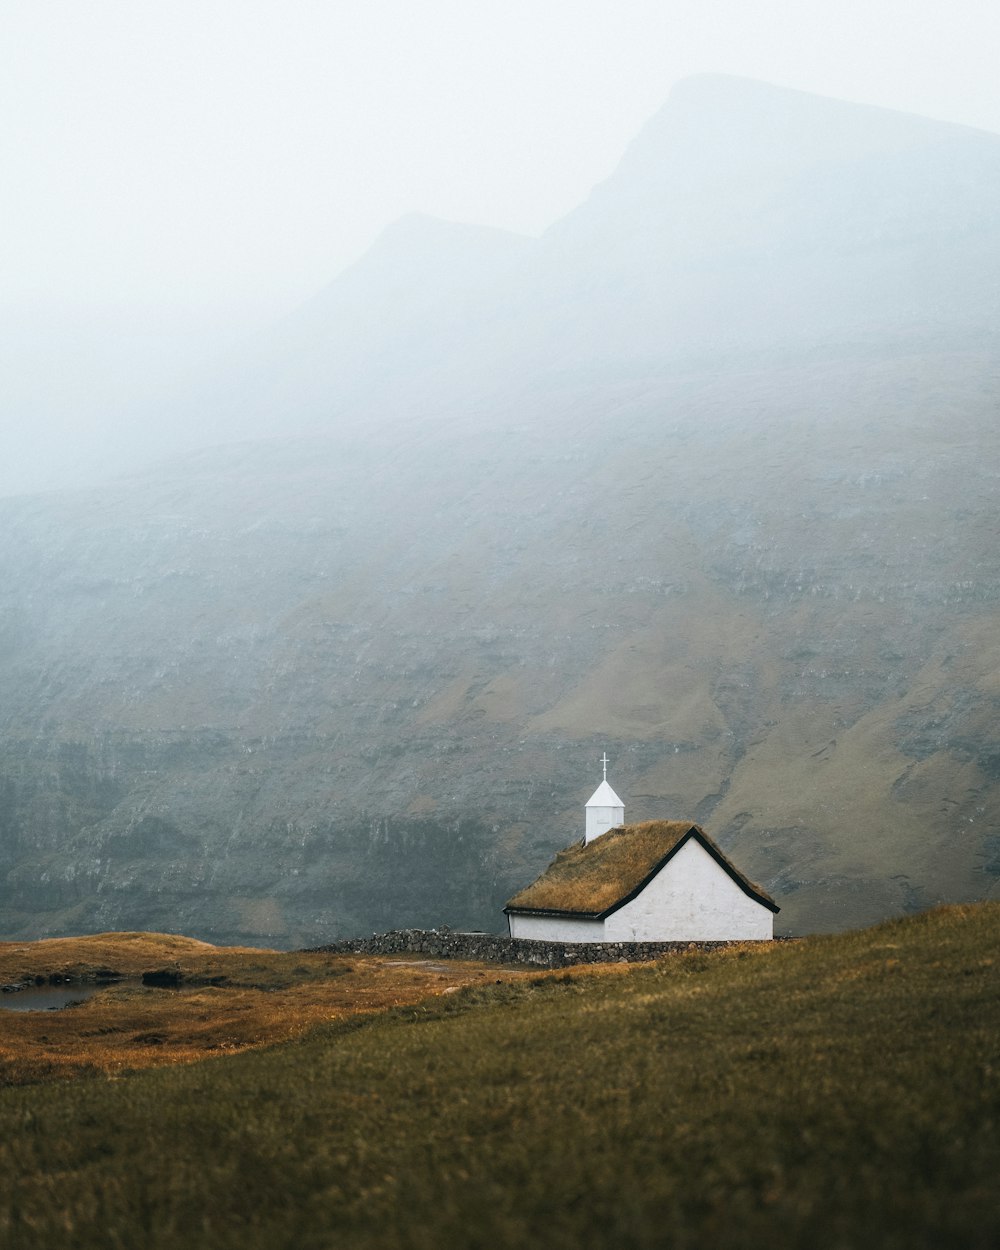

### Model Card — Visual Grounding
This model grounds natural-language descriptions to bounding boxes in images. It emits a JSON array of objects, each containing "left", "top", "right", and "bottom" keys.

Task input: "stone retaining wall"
[{"left": 310, "top": 928, "right": 761, "bottom": 968}]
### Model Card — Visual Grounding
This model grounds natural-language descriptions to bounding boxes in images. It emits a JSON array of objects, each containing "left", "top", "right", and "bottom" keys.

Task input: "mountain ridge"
[{"left": 1, "top": 78, "right": 999, "bottom": 945}]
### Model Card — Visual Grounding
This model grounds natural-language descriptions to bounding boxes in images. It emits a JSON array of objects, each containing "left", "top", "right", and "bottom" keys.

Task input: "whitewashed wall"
[
  {"left": 507, "top": 912, "right": 606, "bottom": 941},
  {"left": 604, "top": 838, "right": 773, "bottom": 941},
  {"left": 585, "top": 803, "right": 624, "bottom": 843}
]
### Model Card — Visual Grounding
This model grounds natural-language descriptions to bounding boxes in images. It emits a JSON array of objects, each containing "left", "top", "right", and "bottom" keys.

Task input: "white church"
[{"left": 505, "top": 756, "right": 778, "bottom": 943}]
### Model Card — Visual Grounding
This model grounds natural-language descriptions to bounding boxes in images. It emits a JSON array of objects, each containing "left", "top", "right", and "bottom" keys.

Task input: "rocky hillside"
[{"left": 2, "top": 77, "right": 999, "bottom": 944}]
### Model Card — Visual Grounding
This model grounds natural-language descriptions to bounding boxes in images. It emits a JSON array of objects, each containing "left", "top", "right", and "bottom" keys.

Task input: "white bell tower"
[{"left": 585, "top": 752, "right": 625, "bottom": 843}]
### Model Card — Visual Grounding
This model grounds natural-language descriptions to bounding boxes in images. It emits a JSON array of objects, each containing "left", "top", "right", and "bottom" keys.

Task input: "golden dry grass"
[
  {"left": 506, "top": 819, "right": 775, "bottom": 914},
  {"left": 0, "top": 931, "right": 227, "bottom": 983},
  {"left": 0, "top": 932, "right": 529, "bottom": 1084}
]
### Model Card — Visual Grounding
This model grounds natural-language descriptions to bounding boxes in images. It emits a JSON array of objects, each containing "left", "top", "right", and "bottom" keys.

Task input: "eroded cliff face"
[
  {"left": 2, "top": 78, "right": 999, "bottom": 944},
  {"left": 2, "top": 340, "right": 998, "bottom": 944}
]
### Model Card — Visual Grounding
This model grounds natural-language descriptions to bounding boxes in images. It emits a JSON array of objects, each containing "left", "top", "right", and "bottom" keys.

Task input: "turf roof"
[{"left": 505, "top": 820, "right": 779, "bottom": 917}]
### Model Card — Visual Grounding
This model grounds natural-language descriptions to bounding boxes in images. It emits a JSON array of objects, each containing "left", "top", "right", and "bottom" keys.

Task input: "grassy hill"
[{"left": 1, "top": 903, "right": 997, "bottom": 1248}]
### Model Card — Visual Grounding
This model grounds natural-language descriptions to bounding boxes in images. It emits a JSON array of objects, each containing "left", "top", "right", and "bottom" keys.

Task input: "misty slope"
[
  {"left": 173, "top": 213, "right": 531, "bottom": 446},
  {"left": 1, "top": 76, "right": 999, "bottom": 945},
  {"left": 192, "top": 73, "right": 1000, "bottom": 433}
]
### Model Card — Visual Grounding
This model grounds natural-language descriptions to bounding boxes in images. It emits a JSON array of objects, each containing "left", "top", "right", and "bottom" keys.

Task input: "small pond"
[{"left": 0, "top": 984, "right": 105, "bottom": 1012}]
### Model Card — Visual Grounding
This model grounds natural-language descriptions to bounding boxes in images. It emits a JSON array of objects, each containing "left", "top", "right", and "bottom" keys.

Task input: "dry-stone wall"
[{"left": 310, "top": 927, "right": 758, "bottom": 968}]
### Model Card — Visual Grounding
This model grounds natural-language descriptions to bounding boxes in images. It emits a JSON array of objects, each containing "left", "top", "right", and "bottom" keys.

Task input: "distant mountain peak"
[
  {"left": 610, "top": 73, "right": 997, "bottom": 191},
  {"left": 284, "top": 211, "right": 529, "bottom": 337}
]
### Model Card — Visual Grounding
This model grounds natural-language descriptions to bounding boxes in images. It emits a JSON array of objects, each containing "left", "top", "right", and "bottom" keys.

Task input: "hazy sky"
[{"left": 2, "top": 0, "right": 1000, "bottom": 493}]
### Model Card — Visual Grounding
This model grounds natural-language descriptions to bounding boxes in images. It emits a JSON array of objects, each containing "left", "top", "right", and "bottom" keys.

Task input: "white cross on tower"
[{"left": 600, "top": 751, "right": 609, "bottom": 781}]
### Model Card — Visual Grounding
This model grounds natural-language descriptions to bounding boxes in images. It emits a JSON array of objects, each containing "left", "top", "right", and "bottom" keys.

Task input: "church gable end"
[
  {"left": 603, "top": 835, "right": 775, "bottom": 942},
  {"left": 505, "top": 820, "right": 778, "bottom": 921}
]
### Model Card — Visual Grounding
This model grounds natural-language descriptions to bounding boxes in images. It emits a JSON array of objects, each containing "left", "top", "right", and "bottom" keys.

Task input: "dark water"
[{"left": 0, "top": 984, "right": 104, "bottom": 1012}]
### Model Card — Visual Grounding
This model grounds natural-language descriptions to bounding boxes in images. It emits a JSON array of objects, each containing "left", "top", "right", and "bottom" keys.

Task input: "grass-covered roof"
[{"left": 506, "top": 820, "right": 778, "bottom": 917}]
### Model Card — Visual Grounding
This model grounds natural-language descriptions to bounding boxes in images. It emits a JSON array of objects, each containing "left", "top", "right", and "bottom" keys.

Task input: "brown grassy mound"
[
  {"left": 507, "top": 820, "right": 776, "bottom": 915},
  {"left": 0, "top": 931, "right": 228, "bottom": 984}
]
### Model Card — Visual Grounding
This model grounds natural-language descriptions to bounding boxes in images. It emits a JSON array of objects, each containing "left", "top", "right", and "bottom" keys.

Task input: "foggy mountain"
[
  {"left": 2, "top": 75, "right": 999, "bottom": 945},
  {"left": 198, "top": 73, "right": 1000, "bottom": 438}
]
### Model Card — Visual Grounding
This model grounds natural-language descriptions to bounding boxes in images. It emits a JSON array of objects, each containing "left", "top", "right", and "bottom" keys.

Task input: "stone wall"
[{"left": 310, "top": 927, "right": 763, "bottom": 968}]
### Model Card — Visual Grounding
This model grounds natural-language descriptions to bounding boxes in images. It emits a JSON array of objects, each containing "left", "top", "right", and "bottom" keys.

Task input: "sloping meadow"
[{"left": 2, "top": 903, "right": 998, "bottom": 1249}]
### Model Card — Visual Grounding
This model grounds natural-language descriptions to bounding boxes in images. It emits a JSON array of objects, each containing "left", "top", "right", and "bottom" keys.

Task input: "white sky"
[{"left": 2, "top": 0, "right": 1000, "bottom": 492}]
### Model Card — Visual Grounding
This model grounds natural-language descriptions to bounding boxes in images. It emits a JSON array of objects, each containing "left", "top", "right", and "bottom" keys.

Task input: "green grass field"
[{"left": 2, "top": 903, "right": 998, "bottom": 1249}]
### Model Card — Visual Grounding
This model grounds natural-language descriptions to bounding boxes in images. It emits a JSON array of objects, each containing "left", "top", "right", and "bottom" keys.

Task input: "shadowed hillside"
[{"left": 1, "top": 77, "right": 999, "bottom": 943}]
